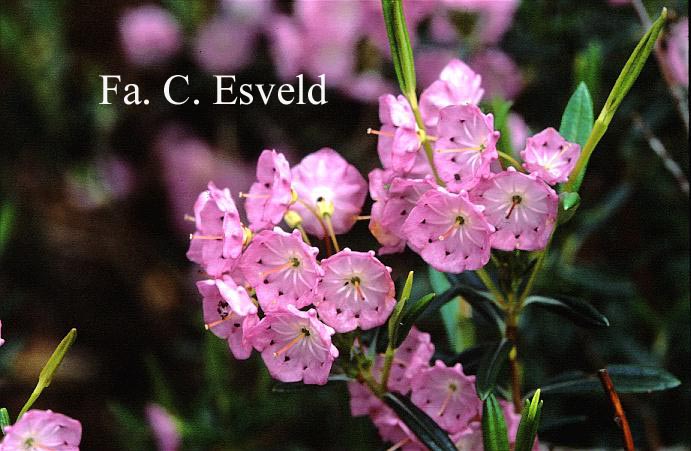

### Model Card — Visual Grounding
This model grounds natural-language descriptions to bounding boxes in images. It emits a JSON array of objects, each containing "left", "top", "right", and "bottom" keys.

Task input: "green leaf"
[
  {"left": 393, "top": 293, "right": 436, "bottom": 347},
  {"left": 0, "top": 201, "right": 15, "bottom": 257},
  {"left": 559, "top": 82, "right": 594, "bottom": 148},
  {"left": 558, "top": 192, "right": 581, "bottom": 224},
  {"left": 482, "top": 393, "right": 510, "bottom": 451},
  {"left": 490, "top": 98, "right": 515, "bottom": 157},
  {"left": 383, "top": 392, "right": 456, "bottom": 451},
  {"left": 564, "top": 8, "right": 668, "bottom": 193},
  {"left": 444, "top": 343, "right": 494, "bottom": 375},
  {"left": 524, "top": 295, "right": 609, "bottom": 328},
  {"left": 381, "top": 0, "right": 417, "bottom": 98},
  {"left": 514, "top": 390, "right": 543, "bottom": 451},
  {"left": 574, "top": 41, "right": 603, "bottom": 102},
  {"left": 528, "top": 364, "right": 681, "bottom": 397},
  {"left": 429, "top": 268, "right": 466, "bottom": 352},
  {"left": 425, "top": 284, "right": 505, "bottom": 334},
  {"left": 388, "top": 271, "right": 414, "bottom": 346},
  {"left": 0, "top": 407, "right": 10, "bottom": 434},
  {"left": 18, "top": 328, "right": 77, "bottom": 419},
  {"left": 476, "top": 340, "right": 512, "bottom": 400}
]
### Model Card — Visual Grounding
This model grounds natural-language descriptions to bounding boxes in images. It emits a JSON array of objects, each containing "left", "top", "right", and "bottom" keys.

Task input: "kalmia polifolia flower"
[
  {"left": 376, "top": 94, "right": 423, "bottom": 173},
  {"left": 290, "top": 148, "right": 367, "bottom": 237},
  {"left": 0, "top": 410, "right": 82, "bottom": 451},
  {"left": 403, "top": 189, "right": 494, "bottom": 273},
  {"left": 145, "top": 404, "right": 181, "bottom": 451},
  {"left": 471, "top": 168, "right": 558, "bottom": 251},
  {"left": 470, "top": 49, "right": 524, "bottom": 100},
  {"left": 410, "top": 360, "right": 481, "bottom": 434},
  {"left": 666, "top": 18, "right": 689, "bottom": 88},
  {"left": 314, "top": 249, "right": 396, "bottom": 332},
  {"left": 244, "top": 149, "right": 293, "bottom": 231},
  {"left": 520, "top": 127, "right": 580, "bottom": 185},
  {"left": 371, "top": 407, "right": 427, "bottom": 451},
  {"left": 373, "top": 326, "right": 435, "bottom": 394},
  {"left": 118, "top": 5, "right": 181, "bottom": 67},
  {"left": 240, "top": 228, "right": 322, "bottom": 312},
  {"left": 197, "top": 277, "right": 258, "bottom": 359},
  {"left": 434, "top": 104, "right": 500, "bottom": 191},
  {"left": 187, "top": 182, "right": 246, "bottom": 277},
  {"left": 368, "top": 169, "right": 436, "bottom": 254},
  {"left": 247, "top": 306, "right": 338, "bottom": 385},
  {"left": 419, "top": 59, "right": 484, "bottom": 129}
]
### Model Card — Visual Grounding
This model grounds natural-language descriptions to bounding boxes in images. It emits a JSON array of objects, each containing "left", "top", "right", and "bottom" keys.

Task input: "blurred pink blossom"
[
  {"left": 119, "top": 5, "right": 181, "bottom": 67},
  {"left": 666, "top": 18, "right": 689, "bottom": 88},
  {"left": 145, "top": 404, "right": 181, "bottom": 451},
  {"left": 194, "top": 17, "right": 257, "bottom": 73},
  {"left": 470, "top": 49, "right": 524, "bottom": 100}
]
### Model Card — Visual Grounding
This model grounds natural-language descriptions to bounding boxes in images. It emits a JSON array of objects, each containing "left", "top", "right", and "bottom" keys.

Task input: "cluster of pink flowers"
[
  {"left": 118, "top": 1, "right": 522, "bottom": 102},
  {"left": 369, "top": 59, "right": 580, "bottom": 273},
  {"left": 348, "top": 327, "right": 529, "bottom": 450},
  {"left": 188, "top": 147, "right": 400, "bottom": 385}
]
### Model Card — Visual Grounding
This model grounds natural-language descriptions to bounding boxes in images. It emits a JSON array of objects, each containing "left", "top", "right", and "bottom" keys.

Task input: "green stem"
[
  {"left": 562, "top": 118, "right": 607, "bottom": 193},
  {"left": 409, "top": 96, "right": 444, "bottom": 186},
  {"left": 475, "top": 267, "right": 506, "bottom": 306},
  {"left": 380, "top": 345, "right": 396, "bottom": 393},
  {"left": 498, "top": 151, "right": 524, "bottom": 171}
]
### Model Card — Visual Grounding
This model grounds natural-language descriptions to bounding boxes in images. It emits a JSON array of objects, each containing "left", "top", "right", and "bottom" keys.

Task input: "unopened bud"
[
  {"left": 242, "top": 226, "right": 253, "bottom": 246},
  {"left": 317, "top": 199, "right": 335, "bottom": 218},
  {"left": 284, "top": 210, "right": 303, "bottom": 228}
]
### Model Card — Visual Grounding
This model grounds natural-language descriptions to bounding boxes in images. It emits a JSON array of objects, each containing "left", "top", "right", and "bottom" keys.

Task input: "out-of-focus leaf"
[
  {"left": 527, "top": 364, "right": 680, "bottom": 397},
  {"left": 442, "top": 343, "right": 495, "bottom": 375},
  {"left": 0, "top": 202, "right": 15, "bottom": 256},
  {"left": 145, "top": 356, "right": 176, "bottom": 413},
  {"left": 108, "top": 402, "right": 151, "bottom": 451},
  {"left": 523, "top": 295, "right": 609, "bottom": 328},
  {"left": 482, "top": 393, "right": 509, "bottom": 451},
  {"left": 514, "top": 390, "right": 543, "bottom": 451},
  {"left": 203, "top": 334, "right": 232, "bottom": 418},
  {"left": 18, "top": 329, "right": 77, "bottom": 419},
  {"left": 271, "top": 375, "right": 349, "bottom": 393},
  {"left": 574, "top": 41, "right": 603, "bottom": 102},
  {"left": 429, "top": 268, "right": 469, "bottom": 352},
  {"left": 476, "top": 339, "right": 512, "bottom": 400},
  {"left": 393, "top": 293, "right": 436, "bottom": 347},
  {"left": 559, "top": 82, "right": 594, "bottom": 148},
  {"left": 383, "top": 392, "right": 456, "bottom": 451},
  {"left": 490, "top": 97, "right": 515, "bottom": 157}
]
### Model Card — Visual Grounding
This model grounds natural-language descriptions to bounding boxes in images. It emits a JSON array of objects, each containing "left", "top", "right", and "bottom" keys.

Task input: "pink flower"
[
  {"left": 470, "top": 49, "right": 524, "bottom": 100},
  {"left": 450, "top": 422, "right": 483, "bottom": 450},
  {"left": 119, "top": 5, "right": 181, "bottom": 67},
  {"left": 368, "top": 169, "right": 436, "bottom": 255},
  {"left": 290, "top": 148, "right": 367, "bottom": 237},
  {"left": 193, "top": 17, "right": 257, "bottom": 74},
  {"left": 245, "top": 149, "right": 293, "bottom": 231},
  {"left": 415, "top": 49, "right": 458, "bottom": 89},
  {"left": 268, "top": 16, "right": 304, "bottom": 81},
  {"left": 403, "top": 189, "right": 494, "bottom": 273},
  {"left": 520, "top": 128, "right": 580, "bottom": 185},
  {"left": 0, "top": 410, "right": 82, "bottom": 451},
  {"left": 377, "top": 94, "right": 423, "bottom": 173},
  {"left": 665, "top": 18, "right": 689, "bottom": 88},
  {"left": 471, "top": 169, "right": 558, "bottom": 251},
  {"left": 508, "top": 113, "right": 529, "bottom": 152},
  {"left": 187, "top": 182, "right": 245, "bottom": 277},
  {"left": 314, "top": 249, "right": 396, "bottom": 332},
  {"left": 347, "top": 380, "right": 384, "bottom": 416},
  {"left": 246, "top": 306, "right": 338, "bottom": 385},
  {"left": 434, "top": 104, "right": 500, "bottom": 191},
  {"left": 373, "top": 326, "right": 435, "bottom": 395},
  {"left": 410, "top": 360, "right": 481, "bottom": 434},
  {"left": 442, "top": 0, "right": 519, "bottom": 44},
  {"left": 371, "top": 407, "right": 427, "bottom": 451},
  {"left": 419, "top": 59, "right": 484, "bottom": 129},
  {"left": 197, "top": 277, "right": 258, "bottom": 359},
  {"left": 145, "top": 404, "right": 181, "bottom": 451},
  {"left": 240, "top": 228, "right": 322, "bottom": 312}
]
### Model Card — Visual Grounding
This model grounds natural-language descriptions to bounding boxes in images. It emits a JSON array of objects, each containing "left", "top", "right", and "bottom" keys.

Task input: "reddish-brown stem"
[
  {"left": 598, "top": 369, "right": 635, "bottom": 451},
  {"left": 506, "top": 324, "right": 522, "bottom": 413}
]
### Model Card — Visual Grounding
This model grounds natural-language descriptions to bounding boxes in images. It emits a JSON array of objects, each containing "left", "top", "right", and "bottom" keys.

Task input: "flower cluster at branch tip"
[
  {"left": 0, "top": 410, "right": 82, "bottom": 451},
  {"left": 184, "top": 56, "right": 571, "bottom": 448}
]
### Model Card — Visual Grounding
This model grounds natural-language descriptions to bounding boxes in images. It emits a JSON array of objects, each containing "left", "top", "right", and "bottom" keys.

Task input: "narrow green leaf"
[
  {"left": 476, "top": 339, "right": 512, "bottom": 400},
  {"left": 559, "top": 82, "right": 594, "bottom": 148},
  {"left": 558, "top": 192, "right": 581, "bottom": 224},
  {"left": 490, "top": 98, "right": 515, "bottom": 157},
  {"left": 0, "top": 408, "right": 10, "bottom": 434},
  {"left": 482, "top": 393, "right": 510, "bottom": 451},
  {"left": 514, "top": 390, "right": 543, "bottom": 451},
  {"left": 388, "top": 271, "right": 414, "bottom": 345},
  {"left": 17, "top": 329, "right": 77, "bottom": 419},
  {"left": 393, "top": 293, "right": 436, "bottom": 347},
  {"left": 564, "top": 8, "right": 668, "bottom": 193},
  {"left": 528, "top": 364, "right": 681, "bottom": 397},
  {"left": 524, "top": 295, "right": 609, "bottom": 328},
  {"left": 444, "top": 343, "right": 494, "bottom": 375},
  {"left": 429, "top": 268, "right": 465, "bottom": 351},
  {"left": 425, "top": 284, "right": 505, "bottom": 334},
  {"left": 381, "top": 0, "right": 416, "bottom": 97},
  {"left": 383, "top": 392, "right": 457, "bottom": 451},
  {"left": 0, "top": 202, "right": 15, "bottom": 257}
]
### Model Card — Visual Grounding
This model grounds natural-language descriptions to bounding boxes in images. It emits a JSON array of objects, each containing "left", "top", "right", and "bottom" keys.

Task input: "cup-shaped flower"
[
  {"left": 245, "top": 149, "right": 293, "bottom": 231},
  {"left": 520, "top": 127, "right": 580, "bottom": 185},
  {"left": 373, "top": 326, "right": 435, "bottom": 395},
  {"left": 187, "top": 182, "right": 245, "bottom": 277},
  {"left": 0, "top": 410, "right": 82, "bottom": 451},
  {"left": 419, "top": 59, "right": 484, "bottom": 128},
  {"left": 410, "top": 360, "right": 481, "bottom": 434},
  {"left": 368, "top": 169, "right": 436, "bottom": 254},
  {"left": 471, "top": 168, "right": 558, "bottom": 251},
  {"left": 371, "top": 406, "right": 427, "bottom": 451},
  {"left": 434, "top": 104, "right": 500, "bottom": 191},
  {"left": 290, "top": 148, "right": 367, "bottom": 237},
  {"left": 314, "top": 249, "right": 396, "bottom": 332},
  {"left": 240, "top": 228, "right": 322, "bottom": 312},
  {"left": 403, "top": 189, "right": 494, "bottom": 273},
  {"left": 197, "top": 277, "right": 258, "bottom": 359},
  {"left": 246, "top": 306, "right": 338, "bottom": 385},
  {"left": 377, "top": 94, "right": 422, "bottom": 173}
]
